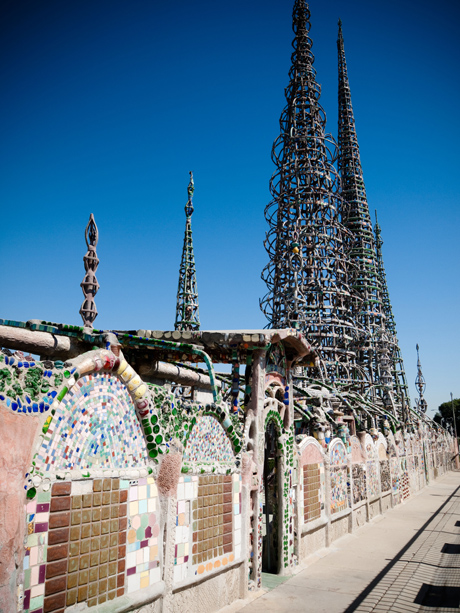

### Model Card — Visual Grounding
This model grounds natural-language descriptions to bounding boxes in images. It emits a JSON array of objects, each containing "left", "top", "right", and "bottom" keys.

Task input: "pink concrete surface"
[
  {"left": 157, "top": 453, "right": 182, "bottom": 497},
  {"left": 300, "top": 441, "right": 323, "bottom": 465},
  {"left": 0, "top": 404, "right": 40, "bottom": 613}
]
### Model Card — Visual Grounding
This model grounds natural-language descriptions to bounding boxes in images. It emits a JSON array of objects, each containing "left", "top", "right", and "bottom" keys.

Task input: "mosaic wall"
[
  {"left": 22, "top": 477, "right": 161, "bottom": 613},
  {"left": 400, "top": 458, "right": 410, "bottom": 500},
  {"left": 330, "top": 441, "right": 349, "bottom": 515},
  {"left": 380, "top": 460, "right": 391, "bottom": 492},
  {"left": 366, "top": 443, "right": 379, "bottom": 500},
  {"left": 184, "top": 415, "right": 234, "bottom": 463},
  {"left": 390, "top": 456, "right": 400, "bottom": 502},
  {"left": 366, "top": 460, "right": 379, "bottom": 500},
  {"left": 173, "top": 474, "right": 241, "bottom": 584},
  {"left": 352, "top": 464, "right": 366, "bottom": 505},
  {"left": 330, "top": 442, "right": 347, "bottom": 466},
  {"left": 35, "top": 373, "right": 148, "bottom": 474},
  {"left": 303, "top": 463, "right": 324, "bottom": 523}
]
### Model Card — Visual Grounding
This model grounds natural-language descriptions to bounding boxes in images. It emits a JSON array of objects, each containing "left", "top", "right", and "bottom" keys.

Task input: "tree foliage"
[{"left": 433, "top": 397, "right": 460, "bottom": 432}]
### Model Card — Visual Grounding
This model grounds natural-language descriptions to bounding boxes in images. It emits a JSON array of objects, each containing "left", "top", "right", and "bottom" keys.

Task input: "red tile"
[
  {"left": 49, "top": 512, "right": 70, "bottom": 529},
  {"left": 48, "top": 527, "right": 70, "bottom": 545},
  {"left": 50, "top": 497, "right": 71, "bottom": 512},
  {"left": 51, "top": 482, "right": 71, "bottom": 496},
  {"left": 45, "top": 575, "right": 67, "bottom": 595},
  {"left": 47, "top": 544, "right": 69, "bottom": 562},
  {"left": 44, "top": 592, "right": 66, "bottom": 612},
  {"left": 46, "top": 559, "right": 68, "bottom": 579},
  {"left": 119, "top": 517, "right": 127, "bottom": 531}
]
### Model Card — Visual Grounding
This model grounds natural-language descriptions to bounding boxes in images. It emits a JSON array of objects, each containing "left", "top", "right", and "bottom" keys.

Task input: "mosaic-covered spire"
[
  {"left": 374, "top": 212, "right": 411, "bottom": 412},
  {"left": 175, "top": 172, "right": 200, "bottom": 331},
  {"left": 337, "top": 20, "right": 395, "bottom": 405},
  {"left": 415, "top": 344, "right": 428, "bottom": 413},
  {"left": 79, "top": 214, "right": 100, "bottom": 328},
  {"left": 260, "top": 0, "right": 359, "bottom": 383}
]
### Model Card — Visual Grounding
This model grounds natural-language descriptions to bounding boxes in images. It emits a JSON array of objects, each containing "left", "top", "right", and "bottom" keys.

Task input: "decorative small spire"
[
  {"left": 79, "top": 214, "right": 100, "bottom": 328},
  {"left": 415, "top": 344, "right": 428, "bottom": 413},
  {"left": 175, "top": 172, "right": 200, "bottom": 332}
]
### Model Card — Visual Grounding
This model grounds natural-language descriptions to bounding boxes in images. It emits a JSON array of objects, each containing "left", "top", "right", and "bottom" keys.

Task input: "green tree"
[{"left": 434, "top": 398, "right": 460, "bottom": 434}]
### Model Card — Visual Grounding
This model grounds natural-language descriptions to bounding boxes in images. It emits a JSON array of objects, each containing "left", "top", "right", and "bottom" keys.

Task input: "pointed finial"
[
  {"left": 79, "top": 214, "right": 100, "bottom": 328},
  {"left": 338, "top": 18, "right": 343, "bottom": 40},
  {"left": 415, "top": 343, "right": 427, "bottom": 413},
  {"left": 185, "top": 171, "right": 194, "bottom": 217}
]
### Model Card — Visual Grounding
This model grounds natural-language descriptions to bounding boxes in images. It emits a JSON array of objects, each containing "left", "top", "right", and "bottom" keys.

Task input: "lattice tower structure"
[
  {"left": 260, "top": 0, "right": 362, "bottom": 386},
  {"left": 374, "top": 213, "right": 411, "bottom": 415},
  {"left": 174, "top": 172, "right": 200, "bottom": 331},
  {"left": 337, "top": 20, "right": 396, "bottom": 409},
  {"left": 415, "top": 344, "right": 428, "bottom": 413}
]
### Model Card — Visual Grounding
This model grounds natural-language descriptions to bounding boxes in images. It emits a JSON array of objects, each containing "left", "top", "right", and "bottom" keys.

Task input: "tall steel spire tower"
[
  {"left": 337, "top": 20, "right": 394, "bottom": 407},
  {"left": 260, "top": 0, "right": 360, "bottom": 384},
  {"left": 415, "top": 344, "right": 428, "bottom": 413},
  {"left": 374, "top": 212, "right": 411, "bottom": 413},
  {"left": 174, "top": 172, "right": 200, "bottom": 332}
]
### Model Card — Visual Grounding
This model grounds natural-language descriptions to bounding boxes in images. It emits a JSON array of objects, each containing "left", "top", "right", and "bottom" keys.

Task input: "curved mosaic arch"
[
  {"left": 329, "top": 438, "right": 348, "bottom": 466},
  {"left": 25, "top": 349, "right": 164, "bottom": 497},
  {"left": 183, "top": 415, "right": 235, "bottom": 463},
  {"left": 298, "top": 436, "right": 324, "bottom": 464},
  {"left": 264, "top": 408, "right": 284, "bottom": 433},
  {"left": 329, "top": 439, "right": 349, "bottom": 515},
  {"left": 34, "top": 372, "right": 149, "bottom": 472},
  {"left": 350, "top": 436, "right": 365, "bottom": 464}
]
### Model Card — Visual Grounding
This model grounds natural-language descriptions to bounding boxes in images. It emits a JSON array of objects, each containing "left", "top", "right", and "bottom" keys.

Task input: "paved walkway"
[{"left": 226, "top": 472, "right": 460, "bottom": 613}]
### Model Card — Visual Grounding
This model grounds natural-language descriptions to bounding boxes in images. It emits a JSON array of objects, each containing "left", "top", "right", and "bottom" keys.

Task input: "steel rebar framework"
[
  {"left": 415, "top": 344, "right": 428, "bottom": 413},
  {"left": 260, "top": 0, "right": 361, "bottom": 385},
  {"left": 337, "top": 20, "right": 396, "bottom": 410},
  {"left": 175, "top": 172, "right": 200, "bottom": 332},
  {"left": 374, "top": 212, "right": 411, "bottom": 413}
]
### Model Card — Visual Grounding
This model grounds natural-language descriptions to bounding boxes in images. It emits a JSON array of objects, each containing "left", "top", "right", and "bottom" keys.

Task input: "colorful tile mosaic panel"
[
  {"left": 193, "top": 475, "right": 233, "bottom": 562},
  {"left": 330, "top": 441, "right": 347, "bottom": 466},
  {"left": 380, "top": 460, "right": 391, "bottom": 492},
  {"left": 22, "top": 490, "right": 51, "bottom": 613},
  {"left": 34, "top": 373, "right": 148, "bottom": 473},
  {"left": 126, "top": 476, "right": 161, "bottom": 594},
  {"left": 35, "top": 479, "right": 128, "bottom": 611},
  {"left": 390, "top": 456, "right": 400, "bottom": 501},
  {"left": 366, "top": 460, "right": 379, "bottom": 500},
  {"left": 22, "top": 477, "right": 161, "bottom": 613},
  {"left": 401, "top": 471, "right": 410, "bottom": 499},
  {"left": 330, "top": 466, "right": 348, "bottom": 515},
  {"left": 303, "top": 463, "right": 324, "bottom": 523},
  {"left": 352, "top": 464, "right": 366, "bottom": 505},
  {"left": 174, "top": 474, "right": 241, "bottom": 584},
  {"left": 184, "top": 415, "right": 234, "bottom": 463}
]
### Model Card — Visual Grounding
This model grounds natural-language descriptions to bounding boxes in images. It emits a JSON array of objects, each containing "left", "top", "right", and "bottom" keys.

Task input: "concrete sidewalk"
[{"left": 223, "top": 472, "right": 460, "bottom": 613}]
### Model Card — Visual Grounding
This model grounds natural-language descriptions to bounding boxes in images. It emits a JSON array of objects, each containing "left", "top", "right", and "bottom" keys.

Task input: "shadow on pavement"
[{"left": 343, "top": 484, "right": 460, "bottom": 612}]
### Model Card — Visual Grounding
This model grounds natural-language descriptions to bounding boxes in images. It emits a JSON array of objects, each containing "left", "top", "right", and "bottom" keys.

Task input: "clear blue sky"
[{"left": 1, "top": 0, "right": 459, "bottom": 416}]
